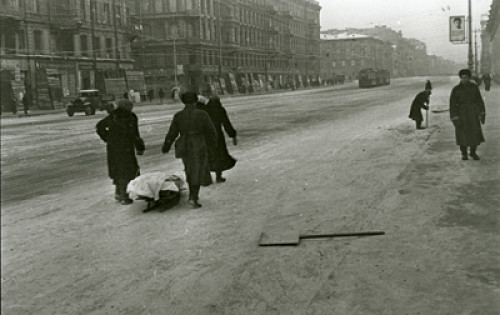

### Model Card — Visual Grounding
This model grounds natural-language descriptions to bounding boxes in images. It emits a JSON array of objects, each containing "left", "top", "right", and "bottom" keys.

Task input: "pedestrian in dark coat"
[
  {"left": 204, "top": 95, "right": 237, "bottom": 182},
  {"left": 449, "top": 69, "right": 486, "bottom": 160},
  {"left": 148, "top": 89, "right": 154, "bottom": 102},
  {"left": 482, "top": 73, "right": 491, "bottom": 91},
  {"left": 158, "top": 88, "right": 165, "bottom": 103},
  {"left": 22, "top": 92, "right": 30, "bottom": 115},
  {"left": 409, "top": 90, "right": 431, "bottom": 129},
  {"left": 96, "top": 99, "right": 145, "bottom": 204},
  {"left": 162, "top": 91, "right": 217, "bottom": 208}
]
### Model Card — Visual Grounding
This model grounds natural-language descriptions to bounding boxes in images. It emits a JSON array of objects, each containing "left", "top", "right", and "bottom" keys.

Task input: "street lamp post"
[
  {"left": 468, "top": 0, "right": 474, "bottom": 71},
  {"left": 173, "top": 36, "right": 177, "bottom": 87}
]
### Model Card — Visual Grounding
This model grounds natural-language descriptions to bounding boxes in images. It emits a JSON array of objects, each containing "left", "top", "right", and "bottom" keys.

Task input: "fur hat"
[
  {"left": 458, "top": 69, "right": 472, "bottom": 78},
  {"left": 117, "top": 99, "right": 133, "bottom": 111},
  {"left": 180, "top": 91, "right": 198, "bottom": 104}
]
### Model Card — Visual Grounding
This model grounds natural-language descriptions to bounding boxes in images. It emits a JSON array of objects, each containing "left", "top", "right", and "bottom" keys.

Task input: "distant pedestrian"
[
  {"left": 204, "top": 95, "right": 237, "bottom": 182},
  {"left": 22, "top": 92, "right": 30, "bottom": 115},
  {"left": 148, "top": 89, "right": 154, "bottom": 102},
  {"left": 449, "top": 69, "right": 486, "bottom": 160},
  {"left": 482, "top": 73, "right": 491, "bottom": 91},
  {"left": 158, "top": 88, "right": 165, "bottom": 103},
  {"left": 96, "top": 99, "right": 145, "bottom": 205},
  {"left": 409, "top": 90, "right": 431, "bottom": 130},
  {"left": 171, "top": 86, "right": 180, "bottom": 100},
  {"left": 161, "top": 91, "right": 217, "bottom": 208},
  {"left": 123, "top": 91, "right": 129, "bottom": 99}
]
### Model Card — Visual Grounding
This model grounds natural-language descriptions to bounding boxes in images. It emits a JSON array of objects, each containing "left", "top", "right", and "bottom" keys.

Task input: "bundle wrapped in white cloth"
[{"left": 127, "top": 171, "right": 186, "bottom": 201}]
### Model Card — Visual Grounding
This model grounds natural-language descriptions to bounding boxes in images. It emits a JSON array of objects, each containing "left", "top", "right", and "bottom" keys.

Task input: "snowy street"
[{"left": 1, "top": 77, "right": 499, "bottom": 314}]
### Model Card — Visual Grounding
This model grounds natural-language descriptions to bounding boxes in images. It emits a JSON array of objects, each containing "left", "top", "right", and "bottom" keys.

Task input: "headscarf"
[{"left": 207, "top": 95, "right": 222, "bottom": 108}]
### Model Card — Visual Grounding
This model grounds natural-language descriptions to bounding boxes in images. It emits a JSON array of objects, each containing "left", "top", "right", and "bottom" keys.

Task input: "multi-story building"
[
  {"left": 485, "top": 0, "right": 500, "bottom": 83},
  {"left": 128, "top": 0, "right": 321, "bottom": 96},
  {"left": 319, "top": 33, "right": 393, "bottom": 83},
  {"left": 0, "top": 0, "right": 136, "bottom": 113},
  {"left": 322, "top": 25, "right": 457, "bottom": 77},
  {"left": 480, "top": 15, "right": 491, "bottom": 75}
]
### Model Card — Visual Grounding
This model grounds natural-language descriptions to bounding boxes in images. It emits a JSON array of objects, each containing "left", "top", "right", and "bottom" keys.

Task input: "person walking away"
[
  {"left": 148, "top": 89, "right": 154, "bottom": 102},
  {"left": 450, "top": 69, "right": 486, "bottom": 160},
  {"left": 158, "top": 88, "right": 165, "bottom": 103},
  {"left": 483, "top": 73, "right": 491, "bottom": 92},
  {"left": 161, "top": 91, "right": 217, "bottom": 208},
  {"left": 204, "top": 95, "right": 237, "bottom": 182},
  {"left": 96, "top": 99, "right": 145, "bottom": 205},
  {"left": 409, "top": 89, "right": 431, "bottom": 130},
  {"left": 22, "top": 92, "right": 30, "bottom": 115}
]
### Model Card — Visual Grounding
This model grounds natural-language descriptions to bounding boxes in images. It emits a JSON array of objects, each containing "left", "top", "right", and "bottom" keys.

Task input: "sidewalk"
[
  {"left": 307, "top": 85, "right": 500, "bottom": 313},
  {"left": 0, "top": 83, "right": 357, "bottom": 119}
]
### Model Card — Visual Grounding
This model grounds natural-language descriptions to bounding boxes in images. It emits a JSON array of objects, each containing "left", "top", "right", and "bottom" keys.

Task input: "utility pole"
[
  {"left": 112, "top": 0, "right": 120, "bottom": 70},
  {"left": 217, "top": 1, "right": 222, "bottom": 79},
  {"left": 22, "top": 0, "right": 33, "bottom": 108},
  {"left": 474, "top": 29, "right": 479, "bottom": 75},
  {"left": 467, "top": 0, "right": 474, "bottom": 71},
  {"left": 173, "top": 35, "right": 178, "bottom": 87},
  {"left": 139, "top": 1, "right": 144, "bottom": 71},
  {"left": 90, "top": 0, "right": 98, "bottom": 77}
]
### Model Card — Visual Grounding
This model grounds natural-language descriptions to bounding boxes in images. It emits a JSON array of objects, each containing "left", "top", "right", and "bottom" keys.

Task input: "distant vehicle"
[
  {"left": 66, "top": 89, "right": 115, "bottom": 116},
  {"left": 358, "top": 69, "right": 390, "bottom": 88}
]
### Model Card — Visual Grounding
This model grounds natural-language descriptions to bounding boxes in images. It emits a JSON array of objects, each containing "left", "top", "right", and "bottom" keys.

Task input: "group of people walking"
[
  {"left": 97, "top": 91, "right": 237, "bottom": 207},
  {"left": 97, "top": 68, "right": 491, "bottom": 208},
  {"left": 409, "top": 68, "right": 488, "bottom": 161}
]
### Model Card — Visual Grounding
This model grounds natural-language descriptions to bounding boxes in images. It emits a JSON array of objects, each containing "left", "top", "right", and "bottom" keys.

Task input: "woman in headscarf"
[
  {"left": 409, "top": 89, "right": 431, "bottom": 130},
  {"left": 161, "top": 91, "right": 217, "bottom": 208},
  {"left": 204, "top": 95, "right": 238, "bottom": 182},
  {"left": 449, "top": 69, "right": 486, "bottom": 160},
  {"left": 96, "top": 99, "right": 145, "bottom": 205}
]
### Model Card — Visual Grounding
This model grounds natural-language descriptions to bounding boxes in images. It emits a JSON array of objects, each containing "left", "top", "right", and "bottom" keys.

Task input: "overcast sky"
[{"left": 317, "top": 0, "right": 493, "bottom": 65}]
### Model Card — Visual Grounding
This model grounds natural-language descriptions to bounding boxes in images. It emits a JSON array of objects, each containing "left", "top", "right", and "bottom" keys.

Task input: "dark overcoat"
[
  {"left": 204, "top": 99, "right": 237, "bottom": 172},
  {"left": 449, "top": 81, "right": 486, "bottom": 146},
  {"left": 162, "top": 104, "right": 217, "bottom": 186},
  {"left": 96, "top": 108, "right": 145, "bottom": 183},
  {"left": 409, "top": 91, "right": 429, "bottom": 122},
  {"left": 483, "top": 74, "right": 491, "bottom": 91}
]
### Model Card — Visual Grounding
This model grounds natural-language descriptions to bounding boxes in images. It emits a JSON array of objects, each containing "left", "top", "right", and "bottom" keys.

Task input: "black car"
[{"left": 66, "top": 90, "right": 115, "bottom": 116}]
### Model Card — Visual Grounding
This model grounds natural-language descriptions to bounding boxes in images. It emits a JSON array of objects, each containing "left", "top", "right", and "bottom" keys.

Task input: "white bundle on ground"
[{"left": 127, "top": 171, "right": 186, "bottom": 201}]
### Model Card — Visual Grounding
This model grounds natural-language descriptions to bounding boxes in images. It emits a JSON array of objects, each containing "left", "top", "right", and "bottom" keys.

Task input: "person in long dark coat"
[
  {"left": 162, "top": 91, "right": 217, "bottom": 208},
  {"left": 204, "top": 95, "right": 237, "bottom": 182},
  {"left": 450, "top": 69, "right": 486, "bottom": 160},
  {"left": 147, "top": 89, "right": 154, "bottom": 102},
  {"left": 409, "top": 90, "right": 431, "bottom": 129},
  {"left": 96, "top": 99, "right": 145, "bottom": 205},
  {"left": 482, "top": 73, "right": 491, "bottom": 92},
  {"left": 158, "top": 88, "right": 165, "bottom": 103}
]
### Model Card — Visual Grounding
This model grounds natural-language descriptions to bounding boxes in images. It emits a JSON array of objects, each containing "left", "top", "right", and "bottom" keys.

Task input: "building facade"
[
  {"left": 321, "top": 25, "right": 457, "bottom": 78},
  {"left": 129, "top": 0, "right": 321, "bottom": 96},
  {"left": 485, "top": 0, "right": 500, "bottom": 83},
  {"left": 319, "top": 33, "right": 393, "bottom": 83},
  {"left": 0, "top": 0, "right": 136, "bottom": 113}
]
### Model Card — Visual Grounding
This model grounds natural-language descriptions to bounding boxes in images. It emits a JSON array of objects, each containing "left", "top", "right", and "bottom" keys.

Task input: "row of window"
[
  {"left": 329, "top": 60, "right": 366, "bottom": 68},
  {"left": 324, "top": 47, "right": 391, "bottom": 58},
  {"left": 142, "top": 50, "right": 312, "bottom": 71},
  {"left": 0, "top": 29, "right": 128, "bottom": 59}
]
